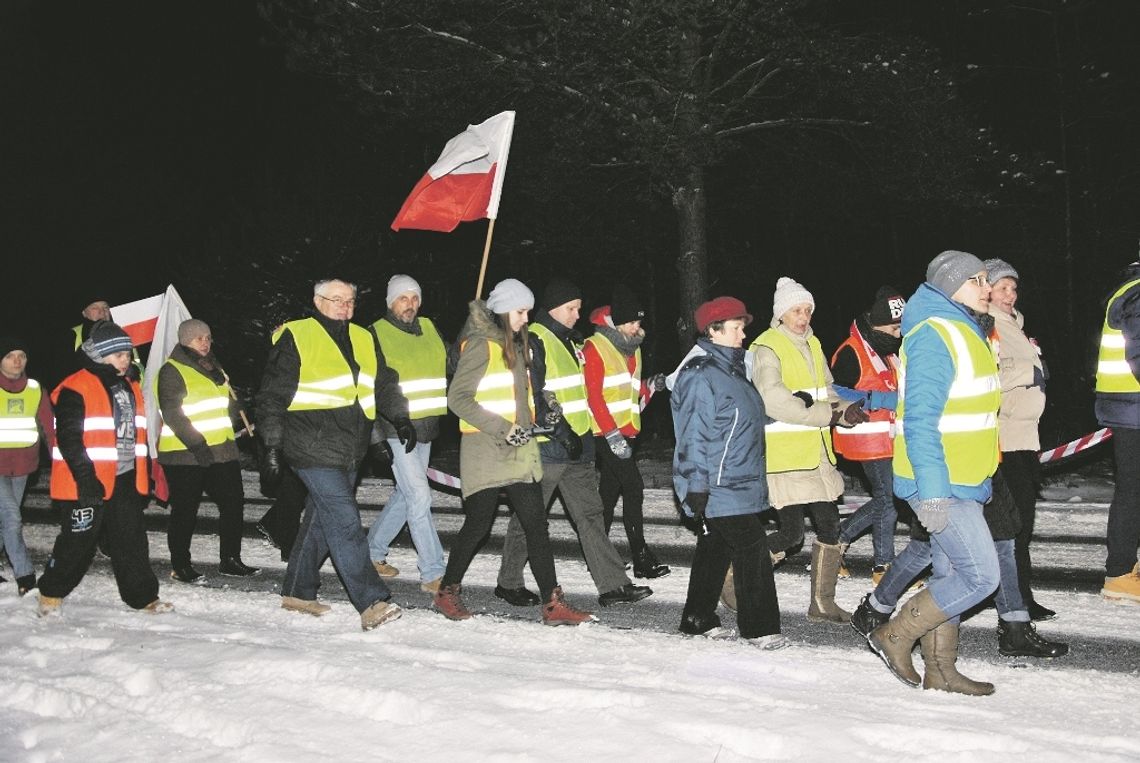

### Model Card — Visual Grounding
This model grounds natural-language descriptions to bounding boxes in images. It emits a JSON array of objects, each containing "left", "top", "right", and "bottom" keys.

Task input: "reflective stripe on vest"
[
  {"left": 584, "top": 333, "right": 641, "bottom": 435},
  {"left": 1095, "top": 279, "right": 1140, "bottom": 394},
  {"left": 373, "top": 317, "right": 448, "bottom": 419},
  {"left": 275, "top": 318, "right": 377, "bottom": 418},
  {"left": 751, "top": 328, "right": 835, "bottom": 473},
  {"left": 458, "top": 339, "right": 533, "bottom": 433},
  {"left": 893, "top": 316, "right": 1000, "bottom": 486},
  {"left": 49, "top": 370, "right": 149, "bottom": 500},
  {"left": 830, "top": 323, "right": 898, "bottom": 460},
  {"left": 157, "top": 359, "right": 235, "bottom": 453},
  {"left": 529, "top": 322, "right": 592, "bottom": 437},
  {"left": 0, "top": 379, "right": 42, "bottom": 447}
]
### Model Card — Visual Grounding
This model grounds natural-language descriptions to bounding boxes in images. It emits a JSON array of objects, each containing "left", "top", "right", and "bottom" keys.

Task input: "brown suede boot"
[
  {"left": 807, "top": 541, "right": 851, "bottom": 623},
  {"left": 433, "top": 583, "right": 473, "bottom": 621},
  {"left": 868, "top": 588, "right": 946, "bottom": 687},
  {"left": 542, "top": 586, "right": 596, "bottom": 626},
  {"left": 720, "top": 565, "right": 737, "bottom": 612},
  {"left": 920, "top": 621, "right": 995, "bottom": 696}
]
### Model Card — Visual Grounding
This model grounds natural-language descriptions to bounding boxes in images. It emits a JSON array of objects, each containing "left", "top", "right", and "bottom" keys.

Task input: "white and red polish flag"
[
  {"left": 391, "top": 110, "right": 516, "bottom": 232},
  {"left": 142, "top": 285, "right": 193, "bottom": 501},
  {"left": 110, "top": 293, "right": 165, "bottom": 347}
]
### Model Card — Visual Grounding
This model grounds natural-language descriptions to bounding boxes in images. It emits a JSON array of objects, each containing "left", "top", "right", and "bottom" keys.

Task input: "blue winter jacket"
[
  {"left": 893, "top": 283, "right": 994, "bottom": 505},
  {"left": 671, "top": 338, "right": 768, "bottom": 518}
]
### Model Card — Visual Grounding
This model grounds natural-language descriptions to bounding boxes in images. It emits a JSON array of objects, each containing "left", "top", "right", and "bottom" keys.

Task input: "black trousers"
[
  {"left": 38, "top": 471, "right": 159, "bottom": 609},
  {"left": 258, "top": 467, "right": 307, "bottom": 555},
  {"left": 165, "top": 460, "right": 246, "bottom": 567},
  {"left": 1107, "top": 426, "right": 1140, "bottom": 577},
  {"left": 595, "top": 436, "right": 648, "bottom": 556},
  {"left": 766, "top": 501, "right": 841, "bottom": 553},
  {"left": 683, "top": 513, "right": 781, "bottom": 638},
  {"left": 443, "top": 482, "right": 558, "bottom": 600},
  {"left": 1000, "top": 450, "right": 1042, "bottom": 601}
]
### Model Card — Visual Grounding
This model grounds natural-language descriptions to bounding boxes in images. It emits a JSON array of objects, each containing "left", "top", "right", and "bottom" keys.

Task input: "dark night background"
[{"left": 3, "top": 0, "right": 1138, "bottom": 454}]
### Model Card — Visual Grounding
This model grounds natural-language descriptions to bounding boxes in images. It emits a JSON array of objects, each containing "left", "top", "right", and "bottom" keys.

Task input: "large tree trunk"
[{"left": 673, "top": 163, "right": 708, "bottom": 349}]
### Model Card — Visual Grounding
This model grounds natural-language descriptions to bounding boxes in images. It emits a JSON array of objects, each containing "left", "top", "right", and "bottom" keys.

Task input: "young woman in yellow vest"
[
  {"left": 38, "top": 321, "right": 173, "bottom": 617},
  {"left": 435, "top": 279, "right": 594, "bottom": 626},
  {"left": 0, "top": 336, "right": 55, "bottom": 596},
  {"left": 157, "top": 319, "right": 259, "bottom": 585},
  {"left": 750, "top": 277, "right": 868, "bottom": 624}
]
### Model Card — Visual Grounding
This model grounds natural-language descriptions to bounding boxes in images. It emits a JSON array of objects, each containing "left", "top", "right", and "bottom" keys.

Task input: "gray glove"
[
  {"left": 505, "top": 424, "right": 532, "bottom": 447},
  {"left": 604, "top": 429, "right": 631, "bottom": 459},
  {"left": 542, "top": 393, "right": 563, "bottom": 427},
  {"left": 914, "top": 497, "right": 952, "bottom": 534}
]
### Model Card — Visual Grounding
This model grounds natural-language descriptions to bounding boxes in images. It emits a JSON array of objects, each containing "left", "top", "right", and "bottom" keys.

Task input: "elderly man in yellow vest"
[
  {"left": 1096, "top": 260, "right": 1140, "bottom": 602},
  {"left": 257, "top": 278, "right": 417, "bottom": 631},
  {"left": 366, "top": 275, "right": 449, "bottom": 593}
]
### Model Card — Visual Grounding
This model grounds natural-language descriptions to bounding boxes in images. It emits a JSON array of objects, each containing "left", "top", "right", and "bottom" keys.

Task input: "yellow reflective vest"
[
  {"left": 584, "top": 333, "right": 641, "bottom": 435},
  {"left": 274, "top": 318, "right": 377, "bottom": 419},
  {"left": 1095, "top": 278, "right": 1140, "bottom": 394},
  {"left": 893, "top": 316, "right": 1000, "bottom": 486},
  {"left": 373, "top": 317, "right": 447, "bottom": 419},
  {"left": 751, "top": 328, "right": 836, "bottom": 473},
  {"left": 0, "top": 380, "right": 42, "bottom": 448},
  {"left": 530, "top": 322, "right": 592, "bottom": 437},
  {"left": 458, "top": 339, "right": 533, "bottom": 433},
  {"left": 157, "top": 359, "right": 235, "bottom": 452}
]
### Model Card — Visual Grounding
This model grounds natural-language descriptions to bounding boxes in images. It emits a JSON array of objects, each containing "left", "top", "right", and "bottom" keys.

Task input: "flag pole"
[{"left": 474, "top": 218, "right": 497, "bottom": 300}]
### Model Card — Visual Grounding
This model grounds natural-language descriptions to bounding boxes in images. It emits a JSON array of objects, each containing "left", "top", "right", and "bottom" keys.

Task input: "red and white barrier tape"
[
  {"left": 1038, "top": 427, "right": 1112, "bottom": 464},
  {"left": 426, "top": 467, "right": 462, "bottom": 490}
]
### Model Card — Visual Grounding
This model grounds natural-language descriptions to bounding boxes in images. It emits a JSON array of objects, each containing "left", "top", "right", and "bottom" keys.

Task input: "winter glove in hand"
[
  {"left": 76, "top": 477, "right": 104, "bottom": 510},
  {"left": 77, "top": 490, "right": 104, "bottom": 511},
  {"left": 505, "top": 424, "right": 532, "bottom": 447},
  {"left": 843, "top": 399, "right": 871, "bottom": 425},
  {"left": 542, "top": 393, "right": 564, "bottom": 427},
  {"left": 792, "top": 390, "right": 815, "bottom": 408},
  {"left": 552, "top": 419, "right": 582, "bottom": 460},
  {"left": 369, "top": 440, "right": 394, "bottom": 468},
  {"left": 394, "top": 418, "right": 418, "bottom": 454},
  {"left": 604, "top": 429, "right": 631, "bottom": 459},
  {"left": 649, "top": 373, "right": 668, "bottom": 393},
  {"left": 685, "top": 491, "right": 710, "bottom": 523},
  {"left": 259, "top": 446, "right": 284, "bottom": 497},
  {"left": 914, "top": 497, "right": 953, "bottom": 534},
  {"left": 189, "top": 443, "right": 213, "bottom": 468}
]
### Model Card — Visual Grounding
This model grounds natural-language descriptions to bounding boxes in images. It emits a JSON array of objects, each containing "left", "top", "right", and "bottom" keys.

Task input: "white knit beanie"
[
  {"left": 385, "top": 274, "right": 422, "bottom": 308},
  {"left": 486, "top": 278, "right": 535, "bottom": 313},
  {"left": 772, "top": 276, "right": 815, "bottom": 324}
]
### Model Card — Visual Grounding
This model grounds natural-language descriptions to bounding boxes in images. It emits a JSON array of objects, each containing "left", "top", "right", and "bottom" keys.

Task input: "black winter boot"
[
  {"left": 851, "top": 594, "right": 891, "bottom": 639},
  {"left": 632, "top": 546, "right": 671, "bottom": 579},
  {"left": 16, "top": 575, "right": 36, "bottom": 596},
  {"left": 997, "top": 620, "right": 1069, "bottom": 658},
  {"left": 680, "top": 611, "right": 724, "bottom": 636},
  {"left": 219, "top": 557, "right": 261, "bottom": 577}
]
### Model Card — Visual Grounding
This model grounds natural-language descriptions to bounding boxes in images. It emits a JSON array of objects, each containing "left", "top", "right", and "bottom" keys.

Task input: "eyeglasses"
[
  {"left": 317, "top": 295, "right": 356, "bottom": 307},
  {"left": 966, "top": 274, "right": 989, "bottom": 288}
]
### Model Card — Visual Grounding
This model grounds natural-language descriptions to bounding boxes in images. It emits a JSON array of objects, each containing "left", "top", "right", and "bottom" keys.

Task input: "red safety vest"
[
  {"left": 830, "top": 322, "right": 898, "bottom": 461},
  {"left": 50, "top": 370, "right": 149, "bottom": 500}
]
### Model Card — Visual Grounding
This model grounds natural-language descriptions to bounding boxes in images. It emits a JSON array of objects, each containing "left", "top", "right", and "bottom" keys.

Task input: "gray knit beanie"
[
  {"left": 83, "top": 321, "right": 133, "bottom": 361},
  {"left": 486, "top": 278, "right": 535, "bottom": 314},
  {"left": 385, "top": 274, "right": 422, "bottom": 308},
  {"left": 982, "top": 258, "right": 1019, "bottom": 285},
  {"left": 177, "top": 319, "right": 211, "bottom": 345},
  {"left": 926, "top": 250, "right": 986, "bottom": 296}
]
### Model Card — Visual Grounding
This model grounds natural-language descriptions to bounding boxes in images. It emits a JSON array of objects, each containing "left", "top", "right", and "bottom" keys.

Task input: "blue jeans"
[
  {"left": 284, "top": 468, "right": 391, "bottom": 613},
  {"left": 870, "top": 499, "right": 998, "bottom": 621},
  {"left": 367, "top": 440, "right": 445, "bottom": 583},
  {"left": 993, "top": 539, "right": 1029, "bottom": 622},
  {"left": 0, "top": 475, "right": 33, "bottom": 578},
  {"left": 838, "top": 458, "right": 898, "bottom": 566}
]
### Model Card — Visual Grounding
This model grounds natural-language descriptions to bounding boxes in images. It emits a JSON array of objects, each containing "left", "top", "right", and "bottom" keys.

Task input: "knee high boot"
[
  {"left": 807, "top": 541, "right": 851, "bottom": 623},
  {"left": 868, "top": 588, "right": 946, "bottom": 687},
  {"left": 920, "top": 621, "right": 995, "bottom": 696}
]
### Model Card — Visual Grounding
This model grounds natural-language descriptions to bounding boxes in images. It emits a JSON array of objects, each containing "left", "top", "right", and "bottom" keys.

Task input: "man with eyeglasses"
[{"left": 256, "top": 278, "right": 417, "bottom": 631}]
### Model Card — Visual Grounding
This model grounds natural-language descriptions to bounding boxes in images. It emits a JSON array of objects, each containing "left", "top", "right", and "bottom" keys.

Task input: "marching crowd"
[{"left": 3, "top": 249, "right": 1140, "bottom": 696}]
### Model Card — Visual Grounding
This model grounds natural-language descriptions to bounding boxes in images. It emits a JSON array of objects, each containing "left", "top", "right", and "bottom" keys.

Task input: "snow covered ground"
[{"left": 1, "top": 473, "right": 1138, "bottom": 762}]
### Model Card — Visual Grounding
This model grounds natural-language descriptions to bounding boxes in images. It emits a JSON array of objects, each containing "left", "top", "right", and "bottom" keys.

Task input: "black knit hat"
[
  {"left": 0, "top": 335, "right": 25, "bottom": 360},
  {"left": 867, "top": 286, "right": 906, "bottom": 326},
  {"left": 541, "top": 277, "right": 582, "bottom": 311},
  {"left": 610, "top": 285, "right": 645, "bottom": 326},
  {"left": 86, "top": 321, "right": 133, "bottom": 360}
]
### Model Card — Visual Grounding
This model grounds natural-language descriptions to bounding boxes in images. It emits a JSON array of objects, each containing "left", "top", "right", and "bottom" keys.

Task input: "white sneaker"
[{"left": 744, "top": 634, "right": 790, "bottom": 651}]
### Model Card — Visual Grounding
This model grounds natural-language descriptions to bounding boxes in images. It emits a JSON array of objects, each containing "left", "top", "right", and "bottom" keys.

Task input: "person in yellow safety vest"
[
  {"left": 157, "top": 318, "right": 259, "bottom": 585},
  {"left": 1095, "top": 259, "right": 1140, "bottom": 603},
  {"left": 71, "top": 299, "right": 144, "bottom": 379},
  {"left": 495, "top": 277, "right": 653, "bottom": 608},
  {"left": 750, "top": 276, "right": 869, "bottom": 625},
  {"left": 867, "top": 250, "right": 1002, "bottom": 696},
  {"left": 256, "top": 278, "right": 414, "bottom": 632},
  {"left": 0, "top": 336, "right": 55, "bottom": 596},
  {"left": 366, "top": 275, "right": 449, "bottom": 594},
  {"left": 584, "top": 285, "right": 671, "bottom": 579},
  {"left": 38, "top": 321, "right": 173, "bottom": 617},
  {"left": 434, "top": 278, "right": 594, "bottom": 625}
]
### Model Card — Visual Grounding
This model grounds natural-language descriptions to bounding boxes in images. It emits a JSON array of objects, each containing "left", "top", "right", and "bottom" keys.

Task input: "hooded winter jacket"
[
  {"left": 671, "top": 338, "right": 768, "bottom": 518},
  {"left": 992, "top": 307, "right": 1045, "bottom": 452}
]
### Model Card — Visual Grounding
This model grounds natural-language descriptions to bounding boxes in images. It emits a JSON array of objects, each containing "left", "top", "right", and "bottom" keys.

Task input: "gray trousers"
[{"left": 497, "top": 461, "right": 630, "bottom": 594}]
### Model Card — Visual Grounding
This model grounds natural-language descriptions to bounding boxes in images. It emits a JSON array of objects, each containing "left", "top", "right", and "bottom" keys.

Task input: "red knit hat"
[{"left": 695, "top": 297, "right": 753, "bottom": 333}]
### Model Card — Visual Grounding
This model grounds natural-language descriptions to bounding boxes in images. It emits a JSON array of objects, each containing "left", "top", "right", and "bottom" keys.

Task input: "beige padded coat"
[{"left": 992, "top": 308, "right": 1045, "bottom": 452}]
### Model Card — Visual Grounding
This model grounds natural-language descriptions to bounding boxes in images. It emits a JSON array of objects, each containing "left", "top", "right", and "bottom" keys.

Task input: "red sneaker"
[
  {"left": 434, "top": 583, "right": 473, "bottom": 620},
  {"left": 542, "top": 586, "right": 596, "bottom": 626}
]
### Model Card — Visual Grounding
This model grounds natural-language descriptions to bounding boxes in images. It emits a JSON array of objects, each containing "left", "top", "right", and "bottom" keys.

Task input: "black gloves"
[
  {"left": 189, "top": 443, "right": 213, "bottom": 468},
  {"left": 843, "top": 399, "right": 871, "bottom": 425},
  {"left": 552, "top": 419, "right": 582, "bottom": 460},
  {"left": 369, "top": 440, "right": 394, "bottom": 469},
  {"left": 394, "top": 418, "right": 417, "bottom": 454},
  {"left": 792, "top": 390, "right": 814, "bottom": 408},
  {"left": 259, "top": 446, "right": 284, "bottom": 497},
  {"left": 77, "top": 477, "right": 104, "bottom": 510},
  {"left": 685, "top": 491, "right": 710, "bottom": 524}
]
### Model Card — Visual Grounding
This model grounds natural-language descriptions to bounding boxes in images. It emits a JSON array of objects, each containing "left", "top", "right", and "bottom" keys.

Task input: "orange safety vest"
[
  {"left": 50, "top": 370, "right": 149, "bottom": 500},
  {"left": 830, "top": 322, "right": 898, "bottom": 461}
]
